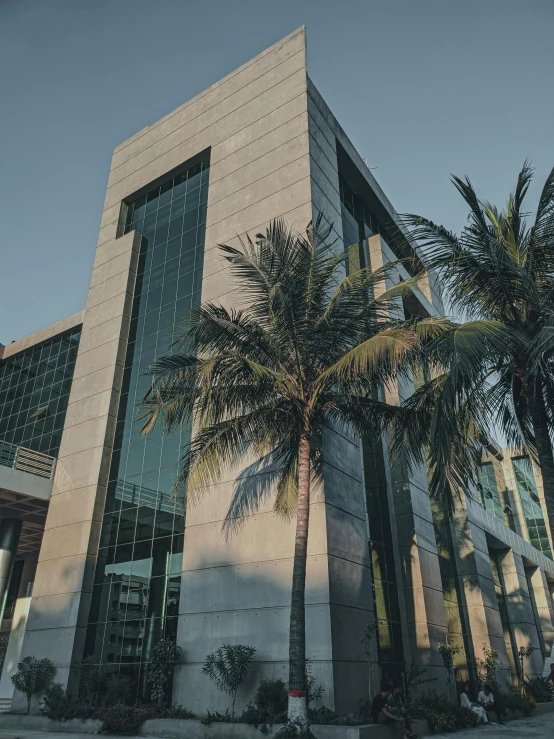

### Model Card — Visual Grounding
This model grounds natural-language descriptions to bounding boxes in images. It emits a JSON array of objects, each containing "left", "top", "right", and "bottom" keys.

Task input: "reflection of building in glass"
[
  {"left": 2, "top": 29, "right": 554, "bottom": 717},
  {"left": 477, "top": 462, "right": 505, "bottom": 523},
  {"left": 0, "top": 329, "right": 80, "bottom": 456},
  {"left": 513, "top": 457, "right": 552, "bottom": 558}
]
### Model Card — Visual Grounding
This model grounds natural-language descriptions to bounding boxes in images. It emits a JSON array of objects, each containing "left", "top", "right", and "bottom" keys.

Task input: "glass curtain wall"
[
  {"left": 339, "top": 167, "right": 404, "bottom": 682},
  {"left": 363, "top": 440, "right": 404, "bottom": 682},
  {"left": 512, "top": 457, "right": 552, "bottom": 559},
  {"left": 84, "top": 156, "right": 210, "bottom": 699},
  {"left": 0, "top": 329, "right": 81, "bottom": 457},
  {"left": 477, "top": 463, "right": 505, "bottom": 523}
]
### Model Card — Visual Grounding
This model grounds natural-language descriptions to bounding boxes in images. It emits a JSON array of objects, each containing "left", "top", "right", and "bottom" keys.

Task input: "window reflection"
[{"left": 85, "top": 156, "right": 209, "bottom": 699}]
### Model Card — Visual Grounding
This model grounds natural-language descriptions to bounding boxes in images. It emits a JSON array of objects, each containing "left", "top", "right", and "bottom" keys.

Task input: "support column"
[
  {"left": 0, "top": 519, "right": 22, "bottom": 623},
  {"left": 367, "top": 234, "right": 449, "bottom": 686},
  {"left": 499, "top": 549, "right": 544, "bottom": 678},
  {"left": 450, "top": 498, "right": 512, "bottom": 686},
  {"left": 526, "top": 566, "right": 554, "bottom": 665},
  {"left": 15, "top": 230, "right": 140, "bottom": 713}
]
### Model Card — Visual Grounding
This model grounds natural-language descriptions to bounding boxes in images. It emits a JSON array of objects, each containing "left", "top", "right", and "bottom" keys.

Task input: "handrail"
[{"left": 0, "top": 439, "right": 56, "bottom": 480}]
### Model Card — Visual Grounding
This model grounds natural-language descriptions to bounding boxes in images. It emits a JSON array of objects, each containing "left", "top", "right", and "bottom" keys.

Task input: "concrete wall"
[
  {"left": 0, "top": 312, "right": 84, "bottom": 360},
  {"left": 14, "top": 230, "right": 141, "bottom": 709}
]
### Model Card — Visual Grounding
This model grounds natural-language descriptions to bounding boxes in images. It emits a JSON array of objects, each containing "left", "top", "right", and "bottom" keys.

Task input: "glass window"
[
  {"left": 513, "top": 457, "right": 552, "bottom": 558},
  {"left": 86, "top": 157, "right": 209, "bottom": 683},
  {"left": 363, "top": 437, "right": 404, "bottom": 683},
  {"left": 0, "top": 328, "right": 81, "bottom": 456},
  {"left": 477, "top": 463, "right": 505, "bottom": 523}
]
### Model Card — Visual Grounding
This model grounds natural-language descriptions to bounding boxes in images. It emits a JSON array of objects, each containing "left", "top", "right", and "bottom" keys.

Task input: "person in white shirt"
[
  {"left": 478, "top": 684, "right": 502, "bottom": 723},
  {"left": 460, "top": 683, "right": 488, "bottom": 723}
]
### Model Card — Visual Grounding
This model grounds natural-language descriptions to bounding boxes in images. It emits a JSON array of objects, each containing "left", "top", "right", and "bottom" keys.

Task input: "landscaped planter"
[{"left": 0, "top": 713, "right": 100, "bottom": 733}]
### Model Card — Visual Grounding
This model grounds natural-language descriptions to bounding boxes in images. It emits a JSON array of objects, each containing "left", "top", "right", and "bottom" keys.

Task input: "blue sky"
[{"left": 1, "top": 0, "right": 553, "bottom": 343}]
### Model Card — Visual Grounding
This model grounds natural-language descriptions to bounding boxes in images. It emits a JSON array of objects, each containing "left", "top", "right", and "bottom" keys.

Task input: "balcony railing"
[{"left": 0, "top": 439, "right": 56, "bottom": 480}]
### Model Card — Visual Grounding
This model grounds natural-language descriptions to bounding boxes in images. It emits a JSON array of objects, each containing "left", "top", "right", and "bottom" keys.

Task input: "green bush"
[
  {"left": 407, "top": 690, "right": 482, "bottom": 733},
  {"left": 502, "top": 687, "right": 535, "bottom": 716},
  {"left": 97, "top": 704, "right": 153, "bottom": 735},
  {"left": 102, "top": 674, "right": 133, "bottom": 706},
  {"left": 41, "top": 684, "right": 80, "bottom": 721},
  {"left": 453, "top": 706, "right": 480, "bottom": 729},
  {"left": 524, "top": 677, "right": 554, "bottom": 703},
  {"left": 255, "top": 679, "right": 288, "bottom": 716},
  {"left": 150, "top": 704, "right": 195, "bottom": 719},
  {"left": 276, "top": 723, "right": 315, "bottom": 738},
  {"left": 144, "top": 638, "right": 182, "bottom": 707},
  {"left": 77, "top": 656, "right": 105, "bottom": 705}
]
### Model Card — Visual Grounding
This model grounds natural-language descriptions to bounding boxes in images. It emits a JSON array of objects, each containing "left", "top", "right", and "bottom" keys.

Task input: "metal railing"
[{"left": 0, "top": 439, "right": 56, "bottom": 480}]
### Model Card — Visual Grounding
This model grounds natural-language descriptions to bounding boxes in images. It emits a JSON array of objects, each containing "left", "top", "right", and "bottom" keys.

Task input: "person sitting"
[
  {"left": 460, "top": 682, "right": 488, "bottom": 723},
  {"left": 388, "top": 685, "right": 413, "bottom": 732},
  {"left": 371, "top": 682, "right": 415, "bottom": 737},
  {"left": 478, "top": 683, "right": 502, "bottom": 723},
  {"left": 545, "top": 663, "right": 554, "bottom": 686}
]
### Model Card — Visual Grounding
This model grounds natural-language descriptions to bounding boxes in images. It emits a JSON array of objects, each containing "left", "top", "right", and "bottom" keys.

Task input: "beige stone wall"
[
  {"left": 1, "top": 312, "right": 84, "bottom": 361},
  {"left": 13, "top": 230, "right": 141, "bottom": 710}
]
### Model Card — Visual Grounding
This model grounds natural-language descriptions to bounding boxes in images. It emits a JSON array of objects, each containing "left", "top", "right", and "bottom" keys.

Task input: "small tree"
[
  {"left": 11, "top": 656, "right": 55, "bottom": 714},
  {"left": 437, "top": 641, "right": 462, "bottom": 686},
  {"left": 144, "top": 638, "right": 182, "bottom": 707},
  {"left": 518, "top": 646, "right": 535, "bottom": 683},
  {"left": 362, "top": 618, "right": 382, "bottom": 698},
  {"left": 202, "top": 644, "right": 256, "bottom": 717},
  {"left": 476, "top": 644, "right": 500, "bottom": 687}
]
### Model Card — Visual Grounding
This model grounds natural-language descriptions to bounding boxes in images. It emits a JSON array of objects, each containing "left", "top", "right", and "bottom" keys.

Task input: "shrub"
[
  {"left": 97, "top": 704, "right": 153, "bottom": 735},
  {"left": 102, "top": 674, "right": 133, "bottom": 706},
  {"left": 200, "top": 709, "right": 233, "bottom": 724},
  {"left": 277, "top": 723, "right": 315, "bottom": 738},
  {"left": 408, "top": 690, "right": 474, "bottom": 733},
  {"left": 77, "top": 656, "right": 105, "bottom": 705},
  {"left": 202, "top": 644, "right": 256, "bottom": 718},
  {"left": 525, "top": 676, "right": 554, "bottom": 703},
  {"left": 144, "top": 638, "right": 182, "bottom": 707},
  {"left": 255, "top": 678, "right": 288, "bottom": 716},
  {"left": 502, "top": 687, "right": 535, "bottom": 715},
  {"left": 151, "top": 704, "right": 195, "bottom": 719},
  {"left": 240, "top": 679, "right": 288, "bottom": 731},
  {"left": 11, "top": 656, "right": 56, "bottom": 714},
  {"left": 453, "top": 706, "right": 480, "bottom": 729},
  {"left": 41, "top": 683, "right": 77, "bottom": 721}
]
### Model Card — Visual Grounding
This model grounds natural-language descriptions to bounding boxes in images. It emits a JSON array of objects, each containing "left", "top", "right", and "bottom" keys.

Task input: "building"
[{"left": 0, "top": 28, "right": 553, "bottom": 715}]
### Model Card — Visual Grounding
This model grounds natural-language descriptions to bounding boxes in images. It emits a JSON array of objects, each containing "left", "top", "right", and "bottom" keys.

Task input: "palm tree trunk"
[
  {"left": 288, "top": 429, "right": 311, "bottom": 727},
  {"left": 530, "top": 394, "right": 554, "bottom": 549}
]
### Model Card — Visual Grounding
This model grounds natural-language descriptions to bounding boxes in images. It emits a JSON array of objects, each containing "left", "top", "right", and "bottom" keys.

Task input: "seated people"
[
  {"left": 478, "top": 683, "right": 502, "bottom": 723},
  {"left": 460, "top": 682, "right": 488, "bottom": 723},
  {"left": 388, "top": 684, "right": 413, "bottom": 732},
  {"left": 371, "top": 682, "right": 416, "bottom": 738}
]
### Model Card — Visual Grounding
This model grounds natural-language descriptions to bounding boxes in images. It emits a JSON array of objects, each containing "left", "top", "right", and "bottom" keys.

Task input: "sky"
[{"left": 1, "top": 0, "right": 553, "bottom": 344}]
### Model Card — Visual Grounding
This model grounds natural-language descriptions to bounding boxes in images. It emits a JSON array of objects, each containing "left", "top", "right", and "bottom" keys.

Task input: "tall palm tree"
[
  {"left": 392, "top": 163, "right": 554, "bottom": 543},
  {"left": 139, "top": 218, "right": 428, "bottom": 727}
]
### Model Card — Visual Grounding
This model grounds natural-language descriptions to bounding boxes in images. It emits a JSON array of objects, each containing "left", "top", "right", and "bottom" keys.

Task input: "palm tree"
[
  {"left": 139, "top": 218, "right": 428, "bottom": 727},
  {"left": 392, "top": 163, "right": 554, "bottom": 543}
]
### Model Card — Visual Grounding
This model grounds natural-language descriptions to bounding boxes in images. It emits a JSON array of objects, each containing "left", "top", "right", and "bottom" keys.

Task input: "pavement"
[
  {"left": 0, "top": 714, "right": 552, "bottom": 739},
  {"left": 434, "top": 712, "right": 554, "bottom": 738}
]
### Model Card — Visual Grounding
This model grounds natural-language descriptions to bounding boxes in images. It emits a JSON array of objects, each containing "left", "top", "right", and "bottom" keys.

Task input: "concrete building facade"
[{"left": 1, "top": 28, "right": 553, "bottom": 715}]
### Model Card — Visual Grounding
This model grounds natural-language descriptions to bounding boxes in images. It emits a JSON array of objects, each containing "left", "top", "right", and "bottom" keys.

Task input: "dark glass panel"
[
  {"left": 153, "top": 224, "right": 169, "bottom": 247},
  {"left": 143, "top": 212, "right": 157, "bottom": 233},
  {"left": 183, "top": 209, "right": 198, "bottom": 233},
  {"left": 168, "top": 216, "right": 183, "bottom": 242}
]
